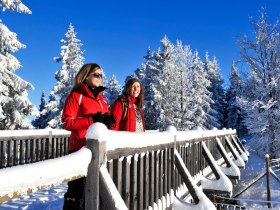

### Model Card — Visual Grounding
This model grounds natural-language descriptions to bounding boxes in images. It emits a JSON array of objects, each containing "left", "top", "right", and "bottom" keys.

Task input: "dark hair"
[{"left": 119, "top": 78, "right": 144, "bottom": 109}]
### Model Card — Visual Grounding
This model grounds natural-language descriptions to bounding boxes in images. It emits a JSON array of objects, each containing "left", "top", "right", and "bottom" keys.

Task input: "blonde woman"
[{"left": 62, "top": 63, "right": 115, "bottom": 210}]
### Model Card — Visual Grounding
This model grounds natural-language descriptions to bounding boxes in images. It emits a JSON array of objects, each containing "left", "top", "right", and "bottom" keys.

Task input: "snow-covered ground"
[
  {"left": 0, "top": 184, "right": 66, "bottom": 210},
  {"left": 233, "top": 137, "right": 280, "bottom": 210},
  {"left": 1, "top": 135, "right": 280, "bottom": 210}
]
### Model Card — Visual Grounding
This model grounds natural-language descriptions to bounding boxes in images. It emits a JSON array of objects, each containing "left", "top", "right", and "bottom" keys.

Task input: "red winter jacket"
[
  {"left": 62, "top": 83, "right": 109, "bottom": 151},
  {"left": 110, "top": 96, "right": 145, "bottom": 132}
]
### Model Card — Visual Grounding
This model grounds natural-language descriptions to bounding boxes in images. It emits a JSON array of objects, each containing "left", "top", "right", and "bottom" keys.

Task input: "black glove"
[
  {"left": 91, "top": 112, "right": 104, "bottom": 123},
  {"left": 103, "top": 112, "right": 116, "bottom": 129}
]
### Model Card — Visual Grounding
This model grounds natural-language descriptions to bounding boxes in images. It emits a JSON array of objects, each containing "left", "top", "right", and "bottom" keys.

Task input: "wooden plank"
[
  {"left": 163, "top": 149, "right": 168, "bottom": 198},
  {"left": 63, "top": 137, "right": 68, "bottom": 155},
  {"left": 107, "top": 160, "right": 113, "bottom": 179},
  {"left": 202, "top": 142, "right": 220, "bottom": 179},
  {"left": 113, "top": 158, "right": 123, "bottom": 194},
  {"left": 192, "top": 142, "right": 195, "bottom": 176},
  {"left": 7, "top": 140, "right": 13, "bottom": 167},
  {"left": 36, "top": 139, "right": 41, "bottom": 162},
  {"left": 130, "top": 154, "right": 138, "bottom": 210},
  {"left": 154, "top": 150, "right": 159, "bottom": 206},
  {"left": 216, "top": 138, "right": 231, "bottom": 167},
  {"left": 25, "top": 139, "right": 31, "bottom": 164},
  {"left": 162, "top": 148, "right": 168, "bottom": 208},
  {"left": 13, "top": 140, "right": 19, "bottom": 166},
  {"left": 230, "top": 135, "right": 243, "bottom": 155},
  {"left": 31, "top": 139, "right": 36, "bottom": 162},
  {"left": 143, "top": 152, "right": 149, "bottom": 210},
  {"left": 159, "top": 150, "right": 163, "bottom": 201},
  {"left": 137, "top": 153, "right": 144, "bottom": 210},
  {"left": 107, "top": 142, "right": 175, "bottom": 160},
  {"left": 60, "top": 137, "right": 63, "bottom": 157},
  {"left": 149, "top": 151, "right": 155, "bottom": 207},
  {"left": 56, "top": 137, "right": 59, "bottom": 158},
  {"left": 41, "top": 139, "right": 46, "bottom": 161},
  {"left": 85, "top": 138, "right": 106, "bottom": 210},
  {"left": 0, "top": 141, "right": 6, "bottom": 168},
  {"left": 225, "top": 136, "right": 238, "bottom": 160},
  {"left": 113, "top": 159, "right": 118, "bottom": 187},
  {"left": 45, "top": 138, "right": 50, "bottom": 159},
  {"left": 175, "top": 150, "right": 199, "bottom": 204},
  {"left": 122, "top": 156, "right": 131, "bottom": 208},
  {"left": 99, "top": 165, "right": 128, "bottom": 210},
  {"left": 198, "top": 142, "right": 202, "bottom": 173},
  {"left": 20, "top": 140, "right": 25, "bottom": 165},
  {"left": 52, "top": 137, "right": 56, "bottom": 158}
]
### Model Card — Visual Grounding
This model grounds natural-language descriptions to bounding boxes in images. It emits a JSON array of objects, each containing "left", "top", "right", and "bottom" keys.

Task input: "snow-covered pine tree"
[
  {"left": 188, "top": 50, "right": 212, "bottom": 129},
  {"left": 142, "top": 36, "right": 176, "bottom": 130},
  {"left": 38, "top": 92, "right": 59, "bottom": 129},
  {"left": 225, "top": 62, "right": 246, "bottom": 135},
  {"left": 42, "top": 23, "right": 84, "bottom": 128},
  {"left": 172, "top": 40, "right": 193, "bottom": 130},
  {"left": 32, "top": 91, "right": 47, "bottom": 128},
  {"left": 0, "top": 0, "right": 31, "bottom": 14},
  {"left": 0, "top": 2, "right": 38, "bottom": 130},
  {"left": 135, "top": 47, "right": 153, "bottom": 102},
  {"left": 106, "top": 74, "right": 121, "bottom": 106},
  {"left": 205, "top": 52, "right": 226, "bottom": 129},
  {"left": 136, "top": 47, "right": 158, "bottom": 130},
  {"left": 238, "top": 8, "right": 280, "bottom": 157}
]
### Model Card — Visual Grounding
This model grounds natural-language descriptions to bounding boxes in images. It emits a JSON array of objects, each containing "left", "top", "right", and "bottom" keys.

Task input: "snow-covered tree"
[
  {"left": 238, "top": 8, "right": 280, "bottom": 157},
  {"left": 188, "top": 50, "right": 212, "bottom": 129},
  {"left": 0, "top": 0, "right": 31, "bottom": 14},
  {"left": 225, "top": 62, "right": 246, "bottom": 135},
  {"left": 0, "top": 2, "right": 38, "bottom": 130},
  {"left": 141, "top": 36, "right": 176, "bottom": 130},
  {"left": 41, "top": 23, "right": 84, "bottom": 128},
  {"left": 106, "top": 74, "right": 121, "bottom": 106},
  {"left": 32, "top": 91, "right": 47, "bottom": 129},
  {"left": 38, "top": 92, "right": 59, "bottom": 129},
  {"left": 205, "top": 53, "right": 226, "bottom": 129},
  {"left": 172, "top": 40, "right": 193, "bottom": 130}
]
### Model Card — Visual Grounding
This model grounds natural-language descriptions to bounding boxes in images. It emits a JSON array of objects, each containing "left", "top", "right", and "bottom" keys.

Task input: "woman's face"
[
  {"left": 129, "top": 82, "right": 141, "bottom": 98},
  {"left": 85, "top": 68, "right": 103, "bottom": 88}
]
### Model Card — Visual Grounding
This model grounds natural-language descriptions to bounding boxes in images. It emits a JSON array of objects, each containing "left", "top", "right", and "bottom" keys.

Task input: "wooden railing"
[
  {"left": 0, "top": 129, "right": 70, "bottom": 168},
  {"left": 85, "top": 125, "right": 242, "bottom": 210},
  {"left": 0, "top": 125, "right": 248, "bottom": 210}
]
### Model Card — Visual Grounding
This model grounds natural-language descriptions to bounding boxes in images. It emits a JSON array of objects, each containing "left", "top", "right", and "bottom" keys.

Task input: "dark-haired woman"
[{"left": 110, "top": 77, "right": 145, "bottom": 132}]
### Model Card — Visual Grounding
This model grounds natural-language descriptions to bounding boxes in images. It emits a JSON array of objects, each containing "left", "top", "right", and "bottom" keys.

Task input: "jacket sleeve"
[
  {"left": 110, "top": 100, "right": 123, "bottom": 131},
  {"left": 62, "top": 92, "right": 93, "bottom": 131}
]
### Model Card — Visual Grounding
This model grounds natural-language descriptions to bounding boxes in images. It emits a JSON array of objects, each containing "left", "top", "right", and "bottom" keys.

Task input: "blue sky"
[{"left": 1, "top": 0, "right": 280, "bottom": 106}]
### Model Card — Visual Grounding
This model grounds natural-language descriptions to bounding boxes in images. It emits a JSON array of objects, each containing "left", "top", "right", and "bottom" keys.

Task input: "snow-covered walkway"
[{"left": 0, "top": 184, "right": 66, "bottom": 210}]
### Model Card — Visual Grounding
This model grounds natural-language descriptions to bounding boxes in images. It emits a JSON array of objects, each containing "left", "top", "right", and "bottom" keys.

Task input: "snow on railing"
[
  {"left": 201, "top": 142, "right": 233, "bottom": 197},
  {"left": 216, "top": 137, "right": 240, "bottom": 179},
  {"left": 0, "top": 147, "right": 91, "bottom": 203},
  {"left": 173, "top": 150, "right": 216, "bottom": 210},
  {"left": 225, "top": 136, "right": 246, "bottom": 168},
  {"left": 230, "top": 135, "right": 248, "bottom": 162}
]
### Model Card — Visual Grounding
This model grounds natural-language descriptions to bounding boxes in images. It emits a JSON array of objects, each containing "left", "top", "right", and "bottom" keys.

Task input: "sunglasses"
[{"left": 90, "top": 73, "right": 103, "bottom": 79}]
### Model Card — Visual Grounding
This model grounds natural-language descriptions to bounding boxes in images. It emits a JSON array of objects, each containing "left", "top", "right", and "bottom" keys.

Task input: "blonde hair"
[{"left": 72, "top": 63, "right": 101, "bottom": 91}]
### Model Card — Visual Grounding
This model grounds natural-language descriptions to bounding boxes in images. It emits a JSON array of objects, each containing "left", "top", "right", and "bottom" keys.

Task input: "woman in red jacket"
[
  {"left": 62, "top": 63, "right": 115, "bottom": 210},
  {"left": 111, "top": 77, "right": 145, "bottom": 132}
]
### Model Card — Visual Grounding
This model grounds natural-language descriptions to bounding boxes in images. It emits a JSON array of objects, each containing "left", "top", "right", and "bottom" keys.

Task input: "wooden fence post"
[
  {"left": 266, "top": 154, "right": 272, "bottom": 209},
  {"left": 85, "top": 135, "right": 106, "bottom": 210}
]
